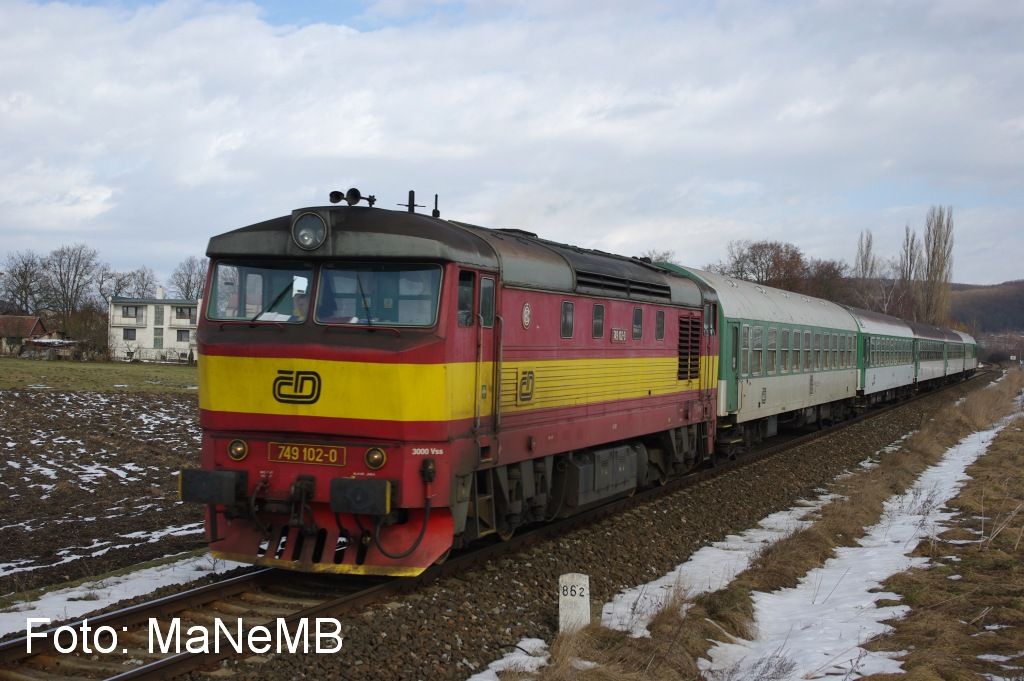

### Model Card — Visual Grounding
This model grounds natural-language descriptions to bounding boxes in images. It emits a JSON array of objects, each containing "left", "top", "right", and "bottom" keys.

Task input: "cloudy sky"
[{"left": 1, "top": 0, "right": 1022, "bottom": 285}]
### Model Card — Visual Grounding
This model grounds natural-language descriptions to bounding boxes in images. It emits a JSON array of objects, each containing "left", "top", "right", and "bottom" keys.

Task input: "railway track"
[{"left": 0, "top": 374, "right": 986, "bottom": 680}]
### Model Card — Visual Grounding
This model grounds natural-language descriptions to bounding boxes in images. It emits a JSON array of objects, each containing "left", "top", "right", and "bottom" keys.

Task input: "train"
[{"left": 179, "top": 189, "right": 977, "bottom": 576}]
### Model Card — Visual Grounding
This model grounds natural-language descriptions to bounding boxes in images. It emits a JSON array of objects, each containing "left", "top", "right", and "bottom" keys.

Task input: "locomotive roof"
[
  {"left": 658, "top": 265, "right": 858, "bottom": 330},
  {"left": 843, "top": 306, "right": 915, "bottom": 338},
  {"left": 206, "top": 209, "right": 500, "bottom": 270},
  {"left": 207, "top": 205, "right": 704, "bottom": 307},
  {"left": 451, "top": 222, "right": 703, "bottom": 307}
]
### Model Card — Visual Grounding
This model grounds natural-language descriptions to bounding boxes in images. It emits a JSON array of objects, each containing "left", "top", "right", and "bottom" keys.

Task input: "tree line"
[
  {"left": 2, "top": 205, "right": 960, "bottom": 353},
  {"left": 645, "top": 205, "right": 957, "bottom": 328},
  {"left": 0, "top": 244, "right": 207, "bottom": 353}
]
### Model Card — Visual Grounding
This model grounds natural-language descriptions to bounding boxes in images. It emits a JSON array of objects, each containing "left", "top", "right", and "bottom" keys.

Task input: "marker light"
[
  {"left": 227, "top": 439, "right": 249, "bottom": 461},
  {"left": 365, "top": 447, "right": 387, "bottom": 470}
]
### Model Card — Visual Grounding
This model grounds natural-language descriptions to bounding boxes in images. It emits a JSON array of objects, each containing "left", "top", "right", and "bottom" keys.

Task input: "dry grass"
[
  {"left": 0, "top": 356, "right": 198, "bottom": 392},
  {"left": 498, "top": 370, "right": 1024, "bottom": 681},
  {"left": 860, "top": 408, "right": 1024, "bottom": 681}
]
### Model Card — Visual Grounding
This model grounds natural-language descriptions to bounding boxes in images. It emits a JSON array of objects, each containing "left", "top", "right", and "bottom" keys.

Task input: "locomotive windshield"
[
  {"left": 206, "top": 261, "right": 442, "bottom": 326},
  {"left": 207, "top": 261, "right": 313, "bottom": 322},
  {"left": 315, "top": 264, "right": 441, "bottom": 327}
]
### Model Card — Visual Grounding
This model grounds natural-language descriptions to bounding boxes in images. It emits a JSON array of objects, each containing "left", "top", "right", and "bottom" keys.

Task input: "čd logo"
[
  {"left": 273, "top": 370, "right": 322, "bottom": 404},
  {"left": 518, "top": 370, "right": 535, "bottom": 402}
]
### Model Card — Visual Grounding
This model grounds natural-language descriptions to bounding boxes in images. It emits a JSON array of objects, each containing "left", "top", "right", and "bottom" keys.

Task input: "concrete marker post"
[{"left": 558, "top": 573, "right": 591, "bottom": 633}]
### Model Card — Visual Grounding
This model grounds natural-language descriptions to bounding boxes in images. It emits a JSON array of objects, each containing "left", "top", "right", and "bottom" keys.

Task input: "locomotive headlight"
[
  {"left": 292, "top": 212, "right": 327, "bottom": 251},
  {"left": 227, "top": 439, "right": 249, "bottom": 461},
  {"left": 365, "top": 447, "right": 387, "bottom": 470}
]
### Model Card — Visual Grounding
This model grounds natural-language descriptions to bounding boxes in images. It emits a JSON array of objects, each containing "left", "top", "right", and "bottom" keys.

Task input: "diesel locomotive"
[
  {"left": 181, "top": 190, "right": 718, "bottom": 576},
  {"left": 180, "top": 189, "right": 976, "bottom": 576}
]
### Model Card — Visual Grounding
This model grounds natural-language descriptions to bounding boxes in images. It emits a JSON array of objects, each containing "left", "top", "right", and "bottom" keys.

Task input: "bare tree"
[
  {"left": 168, "top": 256, "right": 208, "bottom": 299},
  {"left": 1, "top": 250, "right": 46, "bottom": 314},
  {"left": 895, "top": 224, "right": 922, "bottom": 320},
  {"left": 804, "top": 258, "right": 850, "bottom": 302},
  {"left": 852, "top": 229, "right": 879, "bottom": 281},
  {"left": 95, "top": 264, "right": 133, "bottom": 303},
  {"left": 709, "top": 240, "right": 807, "bottom": 292},
  {"left": 920, "top": 206, "right": 954, "bottom": 325},
  {"left": 42, "top": 244, "right": 100, "bottom": 330},
  {"left": 125, "top": 266, "right": 159, "bottom": 299},
  {"left": 848, "top": 230, "right": 902, "bottom": 313}
]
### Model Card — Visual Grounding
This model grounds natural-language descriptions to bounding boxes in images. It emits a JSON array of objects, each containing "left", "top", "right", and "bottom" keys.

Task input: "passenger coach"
[{"left": 845, "top": 307, "right": 916, "bottom": 405}]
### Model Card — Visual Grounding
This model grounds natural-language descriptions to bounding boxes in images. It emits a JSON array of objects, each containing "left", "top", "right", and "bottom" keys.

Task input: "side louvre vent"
[
  {"left": 678, "top": 315, "right": 700, "bottom": 380},
  {"left": 575, "top": 270, "right": 672, "bottom": 301}
]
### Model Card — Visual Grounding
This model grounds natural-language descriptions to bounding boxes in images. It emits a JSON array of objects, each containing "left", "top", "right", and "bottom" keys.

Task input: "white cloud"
[{"left": 0, "top": 0, "right": 1021, "bottom": 284}]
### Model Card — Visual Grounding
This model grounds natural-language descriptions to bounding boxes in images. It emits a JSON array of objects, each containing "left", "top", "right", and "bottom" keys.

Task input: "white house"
[{"left": 108, "top": 290, "right": 199, "bottom": 362}]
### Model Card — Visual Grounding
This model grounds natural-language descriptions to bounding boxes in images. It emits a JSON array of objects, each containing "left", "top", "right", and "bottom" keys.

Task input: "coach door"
[{"left": 726, "top": 321, "right": 740, "bottom": 413}]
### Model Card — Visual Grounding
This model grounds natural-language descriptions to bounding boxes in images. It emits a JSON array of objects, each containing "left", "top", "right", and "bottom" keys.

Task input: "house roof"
[
  {"left": 0, "top": 315, "right": 47, "bottom": 338},
  {"left": 110, "top": 297, "right": 198, "bottom": 306}
]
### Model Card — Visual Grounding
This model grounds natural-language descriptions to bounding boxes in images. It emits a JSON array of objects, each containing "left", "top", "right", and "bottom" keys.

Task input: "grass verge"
[{"left": 859, "top": 412, "right": 1024, "bottom": 680}]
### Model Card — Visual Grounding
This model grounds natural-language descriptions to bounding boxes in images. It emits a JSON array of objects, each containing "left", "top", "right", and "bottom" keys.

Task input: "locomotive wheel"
[
  {"left": 434, "top": 548, "right": 452, "bottom": 565},
  {"left": 497, "top": 525, "right": 515, "bottom": 541}
]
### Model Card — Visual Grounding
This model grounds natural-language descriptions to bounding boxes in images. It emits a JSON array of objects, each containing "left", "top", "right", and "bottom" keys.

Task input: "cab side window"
[{"left": 458, "top": 271, "right": 475, "bottom": 327}]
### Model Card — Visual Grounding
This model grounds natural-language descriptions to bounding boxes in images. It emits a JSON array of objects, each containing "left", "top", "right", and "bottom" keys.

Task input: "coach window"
[
  {"left": 752, "top": 326, "right": 763, "bottom": 375},
  {"left": 656, "top": 310, "right": 665, "bottom": 341},
  {"left": 813, "top": 333, "right": 821, "bottom": 370},
  {"left": 767, "top": 327, "right": 777, "bottom": 374},
  {"left": 831, "top": 334, "right": 839, "bottom": 369},
  {"left": 592, "top": 304, "right": 605, "bottom": 338},
  {"left": 458, "top": 271, "right": 475, "bottom": 326},
  {"left": 791, "top": 331, "right": 801, "bottom": 372},
  {"left": 780, "top": 329, "right": 790, "bottom": 373},
  {"left": 561, "top": 301, "right": 574, "bottom": 338},
  {"left": 480, "top": 277, "right": 495, "bottom": 328},
  {"left": 632, "top": 307, "right": 643, "bottom": 339},
  {"left": 731, "top": 325, "right": 740, "bottom": 372},
  {"left": 741, "top": 325, "right": 750, "bottom": 375}
]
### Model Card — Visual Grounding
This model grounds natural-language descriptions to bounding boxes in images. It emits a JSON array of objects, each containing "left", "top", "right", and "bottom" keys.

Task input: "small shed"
[{"left": 0, "top": 315, "right": 48, "bottom": 356}]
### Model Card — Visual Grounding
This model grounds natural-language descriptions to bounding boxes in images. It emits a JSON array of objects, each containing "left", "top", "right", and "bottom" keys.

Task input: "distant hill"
[{"left": 950, "top": 280, "right": 1024, "bottom": 332}]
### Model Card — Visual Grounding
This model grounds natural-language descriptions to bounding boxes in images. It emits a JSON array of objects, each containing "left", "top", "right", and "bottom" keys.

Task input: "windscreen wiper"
[
  {"left": 356, "top": 273, "right": 373, "bottom": 328},
  {"left": 251, "top": 282, "right": 294, "bottom": 322}
]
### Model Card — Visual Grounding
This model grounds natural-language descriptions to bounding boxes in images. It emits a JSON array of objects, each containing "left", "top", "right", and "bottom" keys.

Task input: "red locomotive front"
[{"left": 181, "top": 194, "right": 717, "bottom": 576}]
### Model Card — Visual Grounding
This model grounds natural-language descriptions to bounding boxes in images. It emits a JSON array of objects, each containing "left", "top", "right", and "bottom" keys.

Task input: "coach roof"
[
  {"left": 906, "top": 321, "right": 962, "bottom": 343},
  {"left": 664, "top": 266, "right": 858, "bottom": 330},
  {"left": 843, "top": 306, "right": 915, "bottom": 338}
]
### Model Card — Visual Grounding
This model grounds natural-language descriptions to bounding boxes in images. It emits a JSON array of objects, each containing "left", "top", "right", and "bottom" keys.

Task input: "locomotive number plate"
[{"left": 268, "top": 442, "right": 347, "bottom": 467}]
